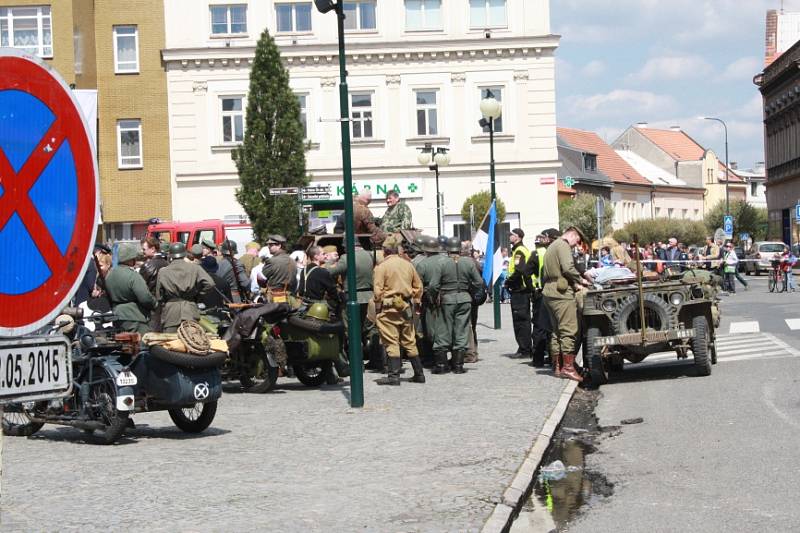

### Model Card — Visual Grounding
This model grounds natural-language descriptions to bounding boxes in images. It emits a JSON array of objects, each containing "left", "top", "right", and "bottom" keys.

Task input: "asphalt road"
[{"left": 564, "top": 274, "right": 800, "bottom": 532}]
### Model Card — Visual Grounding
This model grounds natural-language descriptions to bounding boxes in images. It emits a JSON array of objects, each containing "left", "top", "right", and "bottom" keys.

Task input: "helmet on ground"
[
  {"left": 446, "top": 237, "right": 461, "bottom": 253},
  {"left": 169, "top": 242, "right": 187, "bottom": 260},
  {"left": 307, "top": 302, "right": 330, "bottom": 321}
]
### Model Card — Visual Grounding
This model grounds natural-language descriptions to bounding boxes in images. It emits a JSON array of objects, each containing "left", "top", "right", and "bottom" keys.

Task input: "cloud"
[
  {"left": 629, "top": 55, "right": 714, "bottom": 82},
  {"left": 581, "top": 60, "right": 607, "bottom": 77},
  {"left": 720, "top": 56, "right": 762, "bottom": 81},
  {"left": 556, "top": 58, "right": 574, "bottom": 83},
  {"left": 566, "top": 90, "right": 677, "bottom": 117}
]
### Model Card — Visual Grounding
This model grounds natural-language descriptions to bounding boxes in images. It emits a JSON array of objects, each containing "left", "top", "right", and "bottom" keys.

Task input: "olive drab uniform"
[
  {"left": 381, "top": 201, "right": 413, "bottom": 233},
  {"left": 105, "top": 265, "right": 156, "bottom": 334},
  {"left": 415, "top": 252, "right": 450, "bottom": 369},
  {"left": 156, "top": 260, "right": 215, "bottom": 333},
  {"left": 373, "top": 254, "right": 423, "bottom": 357},
  {"left": 541, "top": 237, "right": 584, "bottom": 381},
  {"left": 329, "top": 247, "right": 375, "bottom": 334},
  {"left": 260, "top": 249, "right": 296, "bottom": 301},
  {"left": 430, "top": 250, "right": 483, "bottom": 373},
  {"left": 506, "top": 242, "right": 535, "bottom": 356}
]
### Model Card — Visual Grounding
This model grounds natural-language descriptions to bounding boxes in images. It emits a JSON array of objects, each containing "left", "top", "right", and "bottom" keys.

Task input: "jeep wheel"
[
  {"left": 691, "top": 315, "right": 712, "bottom": 376},
  {"left": 585, "top": 327, "right": 608, "bottom": 386}
]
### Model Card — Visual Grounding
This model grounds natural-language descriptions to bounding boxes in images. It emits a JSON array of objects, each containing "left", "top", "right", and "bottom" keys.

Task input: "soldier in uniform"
[
  {"left": 201, "top": 239, "right": 217, "bottom": 258},
  {"left": 328, "top": 240, "right": 375, "bottom": 355},
  {"left": 155, "top": 242, "right": 215, "bottom": 333},
  {"left": 257, "top": 235, "right": 297, "bottom": 302},
  {"left": 322, "top": 245, "right": 339, "bottom": 267},
  {"left": 430, "top": 237, "right": 483, "bottom": 373},
  {"left": 541, "top": 227, "right": 591, "bottom": 382},
  {"left": 238, "top": 242, "right": 261, "bottom": 277},
  {"left": 380, "top": 190, "right": 413, "bottom": 233},
  {"left": 506, "top": 228, "right": 536, "bottom": 359},
  {"left": 298, "top": 246, "right": 338, "bottom": 305},
  {"left": 373, "top": 236, "right": 424, "bottom": 386},
  {"left": 415, "top": 235, "right": 450, "bottom": 373},
  {"left": 217, "top": 240, "right": 251, "bottom": 302},
  {"left": 105, "top": 242, "right": 156, "bottom": 334}
]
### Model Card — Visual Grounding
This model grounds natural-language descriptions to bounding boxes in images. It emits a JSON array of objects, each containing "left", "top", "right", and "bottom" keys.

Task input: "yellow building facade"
[{"left": 0, "top": 0, "right": 171, "bottom": 238}]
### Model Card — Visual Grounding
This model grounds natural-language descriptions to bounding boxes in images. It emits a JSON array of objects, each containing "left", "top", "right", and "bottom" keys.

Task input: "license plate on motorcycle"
[
  {"left": 0, "top": 335, "right": 72, "bottom": 403},
  {"left": 115, "top": 371, "right": 137, "bottom": 387}
]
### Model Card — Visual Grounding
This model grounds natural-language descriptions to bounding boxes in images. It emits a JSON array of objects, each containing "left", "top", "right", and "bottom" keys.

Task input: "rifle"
[
  {"left": 93, "top": 253, "right": 115, "bottom": 310},
  {"left": 224, "top": 240, "right": 251, "bottom": 303}
]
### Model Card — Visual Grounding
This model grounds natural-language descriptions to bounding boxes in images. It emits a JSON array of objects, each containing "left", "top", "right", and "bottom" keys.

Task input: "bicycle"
[{"left": 768, "top": 259, "right": 787, "bottom": 293}]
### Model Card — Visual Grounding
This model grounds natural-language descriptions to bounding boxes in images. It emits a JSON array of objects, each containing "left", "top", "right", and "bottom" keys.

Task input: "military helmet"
[
  {"left": 169, "top": 242, "right": 187, "bottom": 260},
  {"left": 420, "top": 235, "right": 440, "bottom": 253},
  {"left": 437, "top": 235, "right": 449, "bottom": 248},
  {"left": 413, "top": 235, "right": 427, "bottom": 250},
  {"left": 306, "top": 302, "right": 330, "bottom": 321},
  {"left": 117, "top": 242, "right": 140, "bottom": 264},
  {"left": 221, "top": 239, "right": 238, "bottom": 255},
  {"left": 159, "top": 241, "right": 170, "bottom": 254},
  {"left": 446, "top": 237, "right": 461, "bottom": 253},
  {"left": 189, "top": 243, "right": 203, "bottom": 257}
]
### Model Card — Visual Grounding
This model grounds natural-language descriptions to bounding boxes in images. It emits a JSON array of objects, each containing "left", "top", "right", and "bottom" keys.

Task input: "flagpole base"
[{"left": 493, "top": 282, "right": 501, "bottom": 329}]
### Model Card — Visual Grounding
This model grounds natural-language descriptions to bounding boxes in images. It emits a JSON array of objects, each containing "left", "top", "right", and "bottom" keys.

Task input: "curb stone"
[{"left": 481, "top": 379, "right": 579, "bottom": 533}]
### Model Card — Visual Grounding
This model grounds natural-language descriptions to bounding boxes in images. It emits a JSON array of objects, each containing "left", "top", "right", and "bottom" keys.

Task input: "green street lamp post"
[
  {"left": 315, "top": 0, "right": 363, "bottom": 407},
  {"left": 479, "top": 89, "right": 502, "bottom": 330},
  {"left": 702, "top": 116, "right": 731, "bottom": 217},
  {"left": 417, "top": 143, "right": 450, "bottom": 235}
]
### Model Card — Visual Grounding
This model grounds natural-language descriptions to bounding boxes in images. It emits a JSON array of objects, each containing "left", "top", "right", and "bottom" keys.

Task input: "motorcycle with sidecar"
[{"left": 2, "top": 309, "right": 224, "bottom": 445}]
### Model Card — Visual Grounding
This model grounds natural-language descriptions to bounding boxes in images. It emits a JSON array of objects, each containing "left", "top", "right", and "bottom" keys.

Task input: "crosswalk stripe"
[
  {"left": 623, "top": 332, "right": 796, "bottom": 366},
  {"left": 785, "top": 318, "right": 800, "bottom": 330},
  {"left": 729, "top": 321, "right": 760, "bottom": 334}
]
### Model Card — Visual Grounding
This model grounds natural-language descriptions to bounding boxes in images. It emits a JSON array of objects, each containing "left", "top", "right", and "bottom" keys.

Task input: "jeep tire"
[
  {"left": 585, "top": 326, "right": 608, "bottom": 386},
  {"left": 691, "top": 315, "right": 712, "bottom": 376}
]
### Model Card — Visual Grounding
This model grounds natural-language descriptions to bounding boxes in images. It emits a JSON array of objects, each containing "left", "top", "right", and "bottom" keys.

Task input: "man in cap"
[
  {"left": 258, "top": 234, "right": 297, "bottom": 302},
  {"left": 156, "top": 242, "right": 215, "bottom": 333},
  {"left": 139, "top": 236, "right": 169, "bottom": 331},
  {"left": 105, "top": 242, "right": 156, "bottom": 334},
  {"left": 217, "top": 239, "right": 251, "bottom": 302},
  {"left": 201, "top": 238, "right": 217, "bottom": 258},
  {"left": 353, "top": 190, "right": 386, "bottom": 245},
  {"left": 541, "top": 227, "right": 592, "bottom": 382},
  {"left": 373, "top": 235, "right": 424, "bottom": 385},
  {"left": 239, "top": 242, "right": 261, "bottom": 277},
  {"left": 505, "top": 228, "right": 536, "bottom": 359},
  {"left": 188, "top": 244, "right": 203, "bottom": 263},
  {"left": 381, "top": 190, "right": 414, "bottom": 233},
  {"left": 322, "top": 245, "right": 339, "bottom": 267},
  {"left": 414, "top": 234, "right": 450, "bottom": 372},
  {"left": 429, "top": 237, "right": 484, "bottom": 373}
]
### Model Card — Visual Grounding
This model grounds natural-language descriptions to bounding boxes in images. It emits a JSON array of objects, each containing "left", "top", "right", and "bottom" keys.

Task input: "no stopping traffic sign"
[{"left": 0, "top": 50, "right": 99, "bottom": 337}]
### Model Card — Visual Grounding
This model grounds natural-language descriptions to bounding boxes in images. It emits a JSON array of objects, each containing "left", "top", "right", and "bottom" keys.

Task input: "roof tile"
[{"left": 557, "top": 127, "right": 651, "bottom": 186}]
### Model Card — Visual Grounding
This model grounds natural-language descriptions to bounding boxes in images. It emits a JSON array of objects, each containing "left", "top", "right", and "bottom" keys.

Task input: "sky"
[{"left": 551, "top": 0, "right": 800, "bottom": 170}]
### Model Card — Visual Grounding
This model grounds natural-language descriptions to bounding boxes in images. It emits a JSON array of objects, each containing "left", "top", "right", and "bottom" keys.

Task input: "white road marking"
[
  {"left": 728, "top": 321, "right": 760, "bottom": 334},
  {"left": 626, "top": 332, "right": 797, "bottom": 366},
  {"left": 785, "top": 318, "right": 800, "bottom": 330}
]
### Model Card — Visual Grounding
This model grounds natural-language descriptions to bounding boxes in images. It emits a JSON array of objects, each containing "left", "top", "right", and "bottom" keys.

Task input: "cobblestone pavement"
[{"left": 1, "top": 305, "right": 568, "bottom": 532}]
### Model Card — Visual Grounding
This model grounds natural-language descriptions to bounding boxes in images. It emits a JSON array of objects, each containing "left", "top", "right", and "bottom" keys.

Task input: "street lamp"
[
  {"left": 700, "top": 116, "right": 730, "bottom": 217},
  {"left": 315, "top": 0, "right": 363, "bottom": 408},
  {"left": 417, "top": 143, "right": 450, "bottom": 235},
  {"left": 479, "top": 89, "right": 502, "bottom": 330}
]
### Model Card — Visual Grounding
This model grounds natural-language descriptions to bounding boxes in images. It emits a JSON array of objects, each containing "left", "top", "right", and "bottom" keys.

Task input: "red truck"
[{"left": 147, "top": 219, "right": 255, "bottom": 253}]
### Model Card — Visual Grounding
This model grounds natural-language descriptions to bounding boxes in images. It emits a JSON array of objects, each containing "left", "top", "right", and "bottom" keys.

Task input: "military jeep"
[{"left": 582, "top": 275, "right": 719, "bottom": 386}]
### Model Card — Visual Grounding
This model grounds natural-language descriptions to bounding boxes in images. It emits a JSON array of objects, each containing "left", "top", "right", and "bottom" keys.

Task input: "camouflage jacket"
[{"left": 381, "top": 202, "right": 413, "bottom": 233}]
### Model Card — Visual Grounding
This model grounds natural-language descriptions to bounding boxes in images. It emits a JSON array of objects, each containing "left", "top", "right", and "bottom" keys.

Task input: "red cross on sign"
[{"left": 0, "top": 50, "right": 99, "bottom": 337}]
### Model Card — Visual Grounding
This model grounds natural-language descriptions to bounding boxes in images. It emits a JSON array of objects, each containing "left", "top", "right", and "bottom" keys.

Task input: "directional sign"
[
  {"left": 0, "top": 50, "right": 99, "bottom": 337},
  {"left": 723, "top": 215, "right": 734, "bottom": 238},
  {"left": 269, "top": 187, "right": 299, "bottom": 196},
  {"left": 300, "top": 185, "right": 331, "bottom": 201}
]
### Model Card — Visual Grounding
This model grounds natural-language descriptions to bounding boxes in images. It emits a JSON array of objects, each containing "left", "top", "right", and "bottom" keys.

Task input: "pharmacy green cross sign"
[{"left": 562, "top": 176, "right": 576, "bottom": 188}]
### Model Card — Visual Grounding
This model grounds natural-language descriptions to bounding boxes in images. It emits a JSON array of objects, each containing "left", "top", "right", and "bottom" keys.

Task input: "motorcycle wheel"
[
  {"left": 87, "top": 368, "right": 129, "bottom": 445},
  {"left": 168, "top": 401, "right": 217, "bottom": 433},
  {"left": 2, "top": 401, "right": 46, "bottom": 437},
  {"left": 238, "top": 344, "right": 279, "bottom": 394},
  {"left": 293, "top": 363, "right": 327, "bottom": 387}
]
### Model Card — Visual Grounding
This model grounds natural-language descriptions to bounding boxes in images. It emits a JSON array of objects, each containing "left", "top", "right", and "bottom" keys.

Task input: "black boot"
[
  {"left": 376, "top": 357, "right": 401, "bottom": 386},
  {"left": 432, "top": 350, "right": 450, "bottom": 374},
  {"left": 408, "top": 356, "right": 426, "bottom": 383},
  {"left": 451, "top": 350, "right": 466, "bottom": 374}
]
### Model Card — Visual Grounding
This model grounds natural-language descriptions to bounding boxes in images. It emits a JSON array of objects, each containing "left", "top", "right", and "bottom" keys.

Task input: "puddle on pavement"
[{"left": 519, "top": 388, "right": 614, "bottom": 531}]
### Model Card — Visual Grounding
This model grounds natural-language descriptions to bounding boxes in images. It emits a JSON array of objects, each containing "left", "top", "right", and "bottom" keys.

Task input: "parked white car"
[{"left": 744, "top": 241, "right": 787, "bottom": 275}]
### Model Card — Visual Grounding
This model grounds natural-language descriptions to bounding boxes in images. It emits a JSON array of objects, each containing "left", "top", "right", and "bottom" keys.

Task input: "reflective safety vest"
[
  {"left": 508, "top": 244, "right": 533, "bottom": 291},
  {"left": 535, "top": 246, "right": 547, "bottom": 288}
]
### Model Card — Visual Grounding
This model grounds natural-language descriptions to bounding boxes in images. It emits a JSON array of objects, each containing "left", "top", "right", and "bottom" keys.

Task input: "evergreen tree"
[{"left": 233, "top": 29, "right": 308, "bottom": 242}]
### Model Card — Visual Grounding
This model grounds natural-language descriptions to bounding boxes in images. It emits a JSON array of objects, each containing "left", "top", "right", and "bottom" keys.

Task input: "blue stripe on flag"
[{"left": 482, "top": 201, "right": 497, "bottom": 288}]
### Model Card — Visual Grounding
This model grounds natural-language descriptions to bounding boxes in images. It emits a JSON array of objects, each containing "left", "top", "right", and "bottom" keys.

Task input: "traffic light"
[{"left": 314, "top": 0, "right": 337, "bottom": 13}]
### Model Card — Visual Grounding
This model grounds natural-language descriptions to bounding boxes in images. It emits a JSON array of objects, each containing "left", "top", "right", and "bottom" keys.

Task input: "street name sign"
[
  {"left": 301, "top": 185, "right": 331, "bottom": 201},
  {"left": 269, "top": 187, "right": 299, "bottom": 196},
  {"left": 0, "top": 50, "right": 98, "bottom": 338}
]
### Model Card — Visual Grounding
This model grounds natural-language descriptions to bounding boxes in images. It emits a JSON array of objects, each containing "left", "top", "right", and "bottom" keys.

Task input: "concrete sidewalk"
[{"left": 2, "top": 305, "right": 570, "bottom": 532}]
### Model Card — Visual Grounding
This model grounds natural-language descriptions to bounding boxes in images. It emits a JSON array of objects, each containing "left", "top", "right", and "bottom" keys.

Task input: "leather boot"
[
  {"left": 553, "top": 353, "right": 563, "bottom": 377},
  {"left": 451, "top": 350, "right": 466, "bottom": 374},
  {"left": 376, "top": 357, "right": 402, "bottom": 386},
  {"left": 432, "top": 350, "right": 450, "bottom": 374},
  {"left": 561, "top": 354, "right": 583, "bottom": 383},
  {"left": 408, "top": 356, "right": 426, "bottom": 383}
]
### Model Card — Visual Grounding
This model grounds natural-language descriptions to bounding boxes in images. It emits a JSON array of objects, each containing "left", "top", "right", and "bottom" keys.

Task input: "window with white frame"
[
  {"left": 275, "top": 2, "right": 312, "bottom": 33},
  {"left": 343, "top": 1, "right": 376, "bottom": 30},
  {"left": 351, "top": 92, "right": 374, "bottom": 139},
  {"left": 479, "top": 86, "right": 504, "bottom": 133},
  {"left": 0, "top": 6, "right": 52, "bottom": 57},
  {"left": 415, "top": 90, "right": 438, "bottom": 136},
  {"left": 296, "top": 93, "right": 309, "bottom": 139},
  {"left": 117, "top": 119, "right": 142, "bottom": 169},
  {"left": 405, "top": 0, "right": 442, "bottom": 30},
  {"left": 469, "top": 0, "right": 507, "bottom": 29},
  {"left": 113, "top": 25, "right": 139, "bottom": 73},
  {"left": 210, "top": 4, "right": 247, "bottom": 35},
  {"left": 221, "top": 96, "right": 244, "bottom": 144}
]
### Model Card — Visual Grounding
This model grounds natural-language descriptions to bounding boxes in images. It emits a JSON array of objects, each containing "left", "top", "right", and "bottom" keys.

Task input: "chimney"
[
  {"left": 670, "top": 125, "right": 681, "bottom": 132},
  {"left": 635, "top": 122, "right": 649, "bottom": 129},
  {"left": 730, "top": 162, "right": 738, "bottom": 170},
  {"left": 766, "top": 9, "right": 778, "bottom": 66}
]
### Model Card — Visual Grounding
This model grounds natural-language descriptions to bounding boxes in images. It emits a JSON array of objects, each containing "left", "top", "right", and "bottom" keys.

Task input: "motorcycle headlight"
[
  {"left": 601, "top": 299, "right": 617, "bottom": 312},
  {"left": 669, "top": 292, "right": 684, "bottom": 306}
]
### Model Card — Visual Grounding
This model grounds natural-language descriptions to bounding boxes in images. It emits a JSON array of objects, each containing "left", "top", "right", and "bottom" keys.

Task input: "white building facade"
[{"left": 161, "top": 0, "right": 560, "bottom": 239}]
